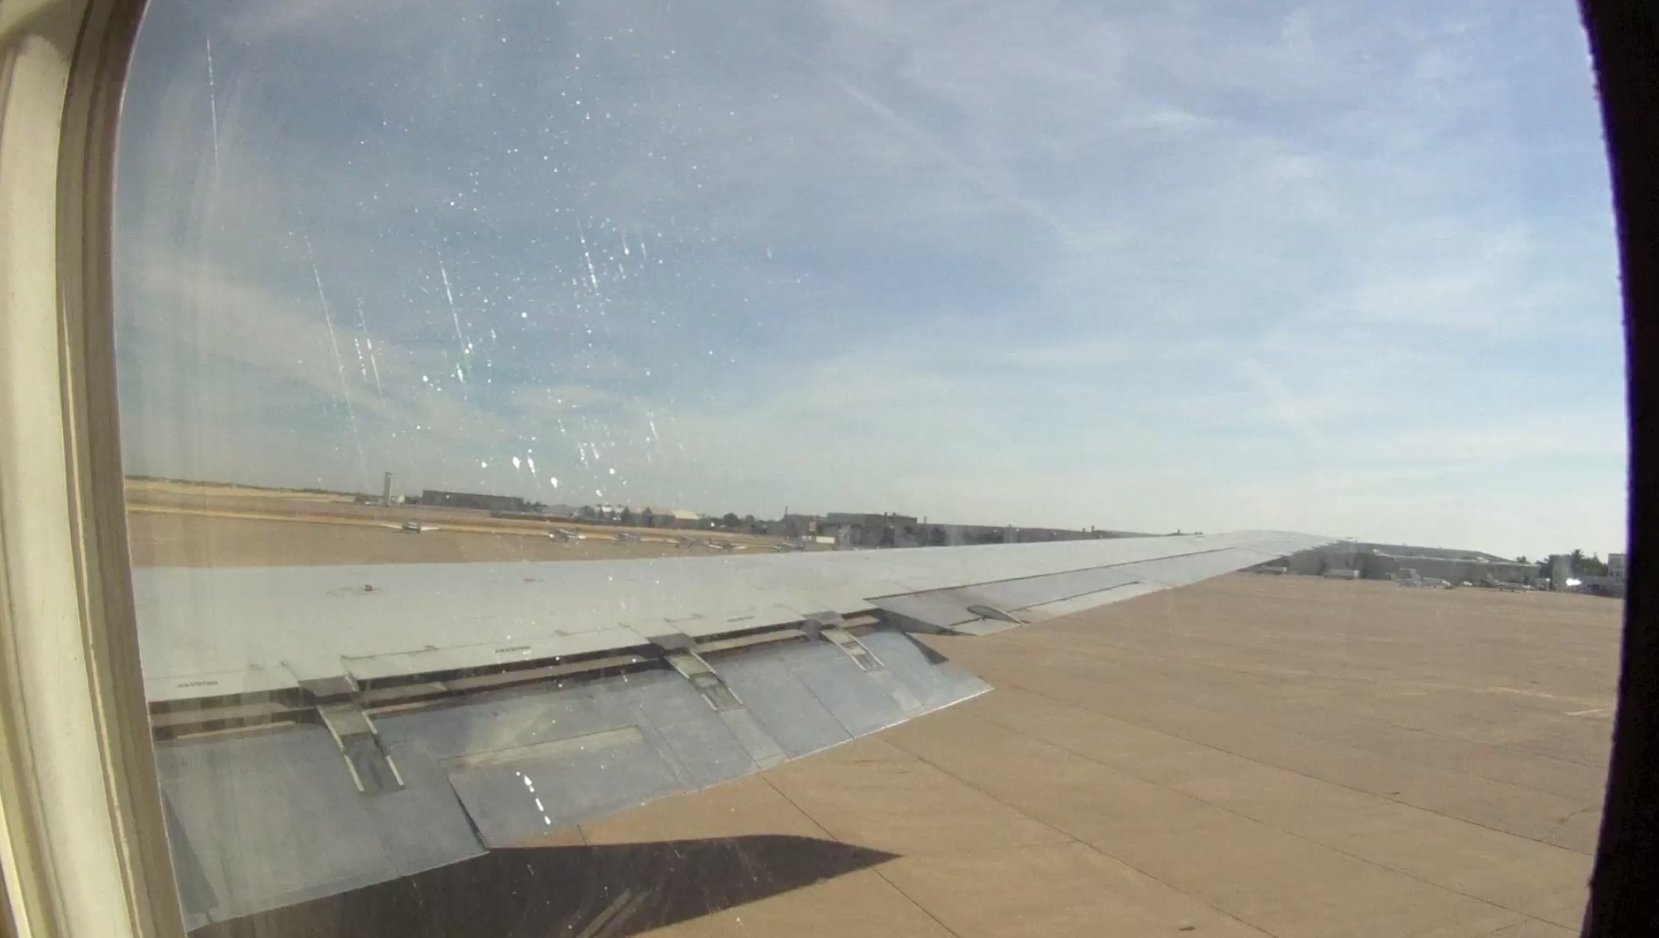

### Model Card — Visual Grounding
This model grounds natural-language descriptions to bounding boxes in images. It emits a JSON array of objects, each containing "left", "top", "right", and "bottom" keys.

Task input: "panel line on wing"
[{"left": 440, "top": 727, "right": 648, "bottom": 774}]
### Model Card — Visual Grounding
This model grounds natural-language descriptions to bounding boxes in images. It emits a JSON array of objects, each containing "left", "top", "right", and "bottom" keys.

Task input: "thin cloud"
[{"left": 113, "top": 0, "right": 1626, "bottom": 557}]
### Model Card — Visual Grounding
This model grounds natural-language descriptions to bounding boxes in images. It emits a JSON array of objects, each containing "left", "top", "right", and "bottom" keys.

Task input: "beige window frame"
[{"left": 0, "top": 0, "right": 184, "bottom": 935}]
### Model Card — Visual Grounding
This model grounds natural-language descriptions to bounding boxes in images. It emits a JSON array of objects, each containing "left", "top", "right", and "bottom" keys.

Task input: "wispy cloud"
[{"left": 113, "top": 0, "right": 1626, "bottom": 556}]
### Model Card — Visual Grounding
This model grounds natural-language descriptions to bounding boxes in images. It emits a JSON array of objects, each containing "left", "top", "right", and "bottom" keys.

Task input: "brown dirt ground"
[{"left": 125, "top": 484, "right": 787, "bottom": 567}]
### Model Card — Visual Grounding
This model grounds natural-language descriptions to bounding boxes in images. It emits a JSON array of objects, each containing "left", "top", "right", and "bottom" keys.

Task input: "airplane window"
[{"left": 114, "top": 0, "right": 1626, "bottom": 934}]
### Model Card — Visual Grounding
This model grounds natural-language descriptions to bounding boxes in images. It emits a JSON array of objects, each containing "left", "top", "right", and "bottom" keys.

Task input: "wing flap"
[
  {"left": 156, "top": 725, "right": 485, "bottom": 929},
  {"left": 443, "top": 725, "right": 687, "bottom": 847},
  {"left": 157, "top": 628, "right": 988, "bottom": 924}
]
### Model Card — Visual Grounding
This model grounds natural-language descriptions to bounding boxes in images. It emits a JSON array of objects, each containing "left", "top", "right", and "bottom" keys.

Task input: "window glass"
[{"left": 115, "top": 0, "right": 1626, "bottom": 934}]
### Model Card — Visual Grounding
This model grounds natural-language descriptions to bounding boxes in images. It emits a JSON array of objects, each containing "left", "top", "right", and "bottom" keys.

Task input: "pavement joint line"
[
  {"left": 757, "top": 762, "right": 1117, "bottom": 867},
  {"left": 756, "top": 773, "right": 968, "bottom": 938},
  {"left": 1003, "top": 627, "right": 1611, "bottom": 722},
  {"left": 756, "top": 773, "right": 849, "bottom": 845},
  {"left": 987, "top": 629, "right": 1611, "bottom": 772},
  {"left": 971, "top": 654, "right": 1610, "bottom": 797},
  {"left": 882, "top": 732, "right": 1280, "bottom": 938},
  {"left": 1000, "top": 597, "right": 1608, "bottom": 702},
  {"left": 1469, "top": 915, "right": 1580, "bottom": 938},
  {"left": 864, "top": 866, "right": 969, "bottom": 938},
  {"left": 1542, "top": 806, "right": 1601, "bottom": 845},
  {"left": 953, "top": 694, "right": 1584, "bottom": 930},
  {"left": 981, "top": 673, "right": 1601, "bottom": 858},
  {"left": 968, "top": 647, "right": 1605, "bottom": 800}
]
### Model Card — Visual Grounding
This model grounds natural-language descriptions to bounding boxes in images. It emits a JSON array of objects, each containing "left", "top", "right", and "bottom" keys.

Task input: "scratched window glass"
[{"left": 114, "top": 0, "right": 1625, "bottom": 935}]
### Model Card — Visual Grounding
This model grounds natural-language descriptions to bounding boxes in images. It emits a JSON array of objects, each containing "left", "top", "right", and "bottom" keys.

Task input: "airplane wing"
[{"left": 136, "top": 530, "right": 1327, "bottom": 926}]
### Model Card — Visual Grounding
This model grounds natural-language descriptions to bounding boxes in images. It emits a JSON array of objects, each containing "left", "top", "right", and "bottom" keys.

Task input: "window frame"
[
  {"left": 0, "top": 0, "right": 1653, "bottom": 935},
  {"left": 0, "top": 0, "right": 182, "bottom": 935}
]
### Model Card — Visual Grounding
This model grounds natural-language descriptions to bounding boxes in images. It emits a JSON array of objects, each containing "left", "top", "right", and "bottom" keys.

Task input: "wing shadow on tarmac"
[{"left": 191, "top": 835, "right": 898, "bottom": 938}]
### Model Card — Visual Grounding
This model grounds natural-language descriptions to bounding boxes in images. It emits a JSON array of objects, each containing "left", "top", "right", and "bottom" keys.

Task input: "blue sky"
[{"left": 114, "top": 0, "right": 1626, "bottom": 558}]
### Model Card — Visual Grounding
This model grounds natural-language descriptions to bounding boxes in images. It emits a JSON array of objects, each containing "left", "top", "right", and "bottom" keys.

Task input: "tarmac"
[
  {"left": 532, "top": 575, "right": 1613, "bottom": 938},
  {"left": 136, "top": 493, "right": 1619, "bottom": 938}
]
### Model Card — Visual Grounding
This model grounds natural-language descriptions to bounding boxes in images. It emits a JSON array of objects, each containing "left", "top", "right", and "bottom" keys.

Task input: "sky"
[{"left": 113, "top": 0, "right": 1626, "bottom": 559}]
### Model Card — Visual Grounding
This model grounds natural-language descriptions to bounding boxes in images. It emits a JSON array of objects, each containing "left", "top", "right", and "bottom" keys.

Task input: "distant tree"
[
  {"left": 720, "top": 512, "right": 741, "bottom": 529},
  {"left": 929, "top": 526, "right": 948, "bottom": 547},
  {"left": 1514, "top": 555, "right": 1528, "bottom": 564},
  {"left": 641, "top": 507, "right": 655, "bottom": 528},
  {"left": 579, "top": 504, "right": 596, "bottom": 519},
  {"left": 1569, "top": 548, "right": 1586, "bottom": 574},
  {"left": 1581, "top": 553, "right": 1609, "bottom": 577},
  {"left": 620, "top": 507, "right": 636, "bottom": 525}
]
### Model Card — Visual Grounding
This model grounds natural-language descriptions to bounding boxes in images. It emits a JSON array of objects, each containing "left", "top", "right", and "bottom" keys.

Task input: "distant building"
[
  {"left": 821, "top": 512, "right": 920, "bottom": 548},
  {"left": 781, "top": 513, "right": 822, "bottom": 538},
  {"left": 824, "top": 512, "right": 920, "bottom": 527},
  {"left": 1572, "top": 552, "right": 1628, "bottom": 598},
  {"left": 420, "top": 489, "right": 527, "bottom": 513},
  {"left": 1283, "top": 542, "right": 1538, "bottom": 586}
]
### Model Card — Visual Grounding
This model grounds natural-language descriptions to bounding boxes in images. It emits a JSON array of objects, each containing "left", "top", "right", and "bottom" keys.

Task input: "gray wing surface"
[{"left": 137, "top": 530, "right": 1327, "bottom": 925}]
